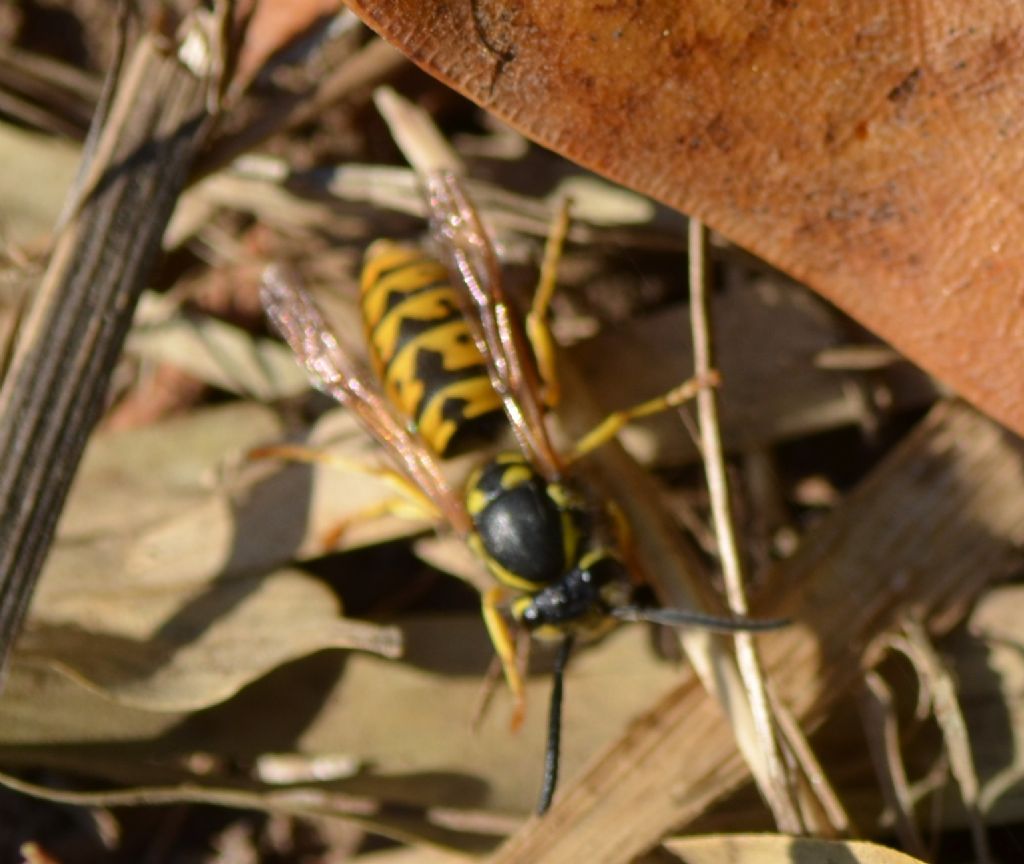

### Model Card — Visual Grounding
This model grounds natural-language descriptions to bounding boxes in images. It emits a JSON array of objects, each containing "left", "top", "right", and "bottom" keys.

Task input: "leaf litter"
[{"left": 0, "top": 5, "right": 1022, "bottom": 863}]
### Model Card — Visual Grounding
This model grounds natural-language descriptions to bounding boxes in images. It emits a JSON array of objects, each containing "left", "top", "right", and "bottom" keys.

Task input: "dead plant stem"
[{"left": 686, "top": 217, "right": 801, "bottom": 832}]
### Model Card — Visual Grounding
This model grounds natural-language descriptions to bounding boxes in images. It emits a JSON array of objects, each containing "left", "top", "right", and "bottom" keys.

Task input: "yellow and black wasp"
[{"left": 262, "top": 171, "right": 786, "bottom": 814}]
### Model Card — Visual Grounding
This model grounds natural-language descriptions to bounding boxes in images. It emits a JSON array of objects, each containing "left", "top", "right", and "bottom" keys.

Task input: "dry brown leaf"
[
  {"left": 342, "top": 1, "right": 1024, "bottom": 438},
  {"left": 19, "top": 567, "right": 400, "bottom": 712},
  {"left": 13, "top": 402, "right": 412, "bottom": 715},
  {"left": 129, "top": 292, "right": 309, "bottom": 400},
  {"left": 663, "top": 834, "right": 926, "bottom": 864},
  {"left": 56, "top": 401, "right": 426, "bottom": 569},
  {"left": 0, "top": 619, "right": 685, "bottom": 815},
  {"left": 4, "top": 584, "right": 1024, "bottom": 846},
  {"left": 0, "top": 659, "right": 179, "bottom": 748}
]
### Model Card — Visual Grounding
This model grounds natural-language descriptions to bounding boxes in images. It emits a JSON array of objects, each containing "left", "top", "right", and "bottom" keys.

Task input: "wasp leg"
[
  {"left": 319, "top": 497, "right": 432, "bottom": 552},
  {"left": 251, "top": 442, "right": 439, "bottom": 551},
  {"left": 526, "top": 196, "right": 571, "bottom": 409},
  {"left": 470, "top": 652, "right": 504, "bottom": 732},
  {"left": 249, "top": 442, "right": 441, "bottom": 519},
  {"left": 471, "top": 628, "right": 533, "bottom": 733},
  {"left": 602, "top": 497, "right": 647, "bottom": 590},
  {"left": 567, "top": 371, "right": 721, "bottom": 463},
  {"left": 481, "top": 586, "right": 527, "bottom": 731}
]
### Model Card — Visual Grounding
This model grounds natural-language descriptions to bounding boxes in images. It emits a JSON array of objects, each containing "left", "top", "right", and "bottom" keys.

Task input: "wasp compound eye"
[
  {"left": 578, "top": 551, "right": 628, "bottom": 588},
  {"left": 520, "top": 602, "right": 542, "bottom": 628}
]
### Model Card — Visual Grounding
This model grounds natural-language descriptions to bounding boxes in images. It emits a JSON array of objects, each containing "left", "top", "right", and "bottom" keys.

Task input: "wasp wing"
[
  {"left": 424, "top": 171, "right": 564, "bottom": 481},
  {"left": 260, "top": 264, "right": 472, "bottom": 536}
]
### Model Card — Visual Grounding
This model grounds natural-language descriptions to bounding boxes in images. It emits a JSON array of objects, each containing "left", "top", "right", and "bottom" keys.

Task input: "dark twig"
[{"left": 0, "top": 24, "right": 218, "bottom": 681}]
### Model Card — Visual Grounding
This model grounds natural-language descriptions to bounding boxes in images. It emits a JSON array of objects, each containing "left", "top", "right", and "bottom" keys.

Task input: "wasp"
[{"left": 261, "top": 171, "right": 786, "bottom": 814}]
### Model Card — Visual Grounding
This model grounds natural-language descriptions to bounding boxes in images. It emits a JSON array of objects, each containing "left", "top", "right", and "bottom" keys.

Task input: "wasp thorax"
[{"left": 466, "top": 453, "right": 588, "bottom": 589}]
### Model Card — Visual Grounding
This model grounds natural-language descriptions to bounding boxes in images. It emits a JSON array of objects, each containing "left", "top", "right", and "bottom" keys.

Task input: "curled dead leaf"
[
  {"left": 20, "top": 568, "right": 401, "bottom": 712},
  {"left": 344, "top": 1, "right": 1024, "bottom": 438}
]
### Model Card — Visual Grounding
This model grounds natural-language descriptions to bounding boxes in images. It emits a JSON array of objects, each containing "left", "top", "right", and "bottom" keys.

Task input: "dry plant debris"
[
  {"left": 343, "top": 0, "right": 1024, "bottom": 441},
  {"left": 0, "top": 4, "right": 1020, "bottom": 863}
]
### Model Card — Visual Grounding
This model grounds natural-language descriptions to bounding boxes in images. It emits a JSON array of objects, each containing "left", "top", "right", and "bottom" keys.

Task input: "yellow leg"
[
  {"left": 482, "top": 586, "right": 526, "bottom": 730},
  {"left": 320, "top": 497, "right": 429, "bottom": 551},
  {"left": 526, "top": 196, "right": 572, "bottom": 409},
  {"left": 249, "top": 442, "right": 440, "bottom": 519},
  {"left": 568, "top": 371, "right": 721, "bottom": 463},
  {"left": 470, "top": 652, "right": 505, "bottom": 732},
  {"left": 472, "top": 624, "right": 533, "bottom": 732}
]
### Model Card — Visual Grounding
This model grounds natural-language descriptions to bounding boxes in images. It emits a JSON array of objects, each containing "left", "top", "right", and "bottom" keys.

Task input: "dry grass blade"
[
  {"left": 0, "top": 768, "right": 503, "bottom": 854},
  {"left": 860, "top": 670, "right": 925, "bottom": 857},
  {"left": 896, "top": 619, "right": 993, "bottom": 863},
  {"left": 764, "top": 691, "right": 850, "bottom": 833},
  {"left": 490, "top": 400, "right": 1024, "bottom": 862},
  {"left": 347, "top": 164, "right": 660, "bottom": 249},
  {"left": 688, "top": 217, "right": 800, "bottom": 831},
  {"left": 663, "top": 834, "right": 928, "bottom": 864},
  {"left": 373, "top": 86, "right": 463, "bottom": 176},
  {"left": 0, "top": 44, "right": 97, "bottom": 137}
]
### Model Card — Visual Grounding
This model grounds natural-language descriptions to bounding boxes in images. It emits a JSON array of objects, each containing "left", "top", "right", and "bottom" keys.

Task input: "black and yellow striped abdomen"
[{"left": 360, "top": 240, "right": 504, "bottom": 457}]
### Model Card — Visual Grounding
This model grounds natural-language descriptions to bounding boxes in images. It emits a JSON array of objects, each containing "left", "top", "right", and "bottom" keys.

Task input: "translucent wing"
[
  {"left": 260, "top": 264, "right": 472, "bottom": 536},
  {"left": 424, "top": 171, "right": 564, "bottom": 481}
]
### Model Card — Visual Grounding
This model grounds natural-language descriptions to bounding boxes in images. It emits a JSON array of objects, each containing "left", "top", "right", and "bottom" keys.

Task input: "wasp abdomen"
[{"left": 360, "top": 241, "right": 504, "bottom": 456}]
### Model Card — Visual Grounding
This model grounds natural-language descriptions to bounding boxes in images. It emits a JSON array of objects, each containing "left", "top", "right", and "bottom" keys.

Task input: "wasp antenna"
[
  {"left": 610, "top": 606, "right": 790, "bottom": 633},
  {"left": 537, "top": 634, "right": 575, "bottom": 815}
]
